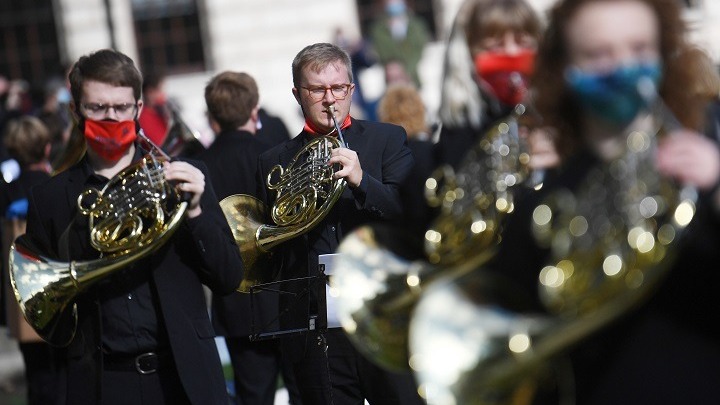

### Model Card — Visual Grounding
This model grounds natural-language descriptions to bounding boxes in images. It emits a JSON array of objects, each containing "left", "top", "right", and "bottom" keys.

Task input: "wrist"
[{"left": 187, "top": 205, "right": 202, "bottom": 218}]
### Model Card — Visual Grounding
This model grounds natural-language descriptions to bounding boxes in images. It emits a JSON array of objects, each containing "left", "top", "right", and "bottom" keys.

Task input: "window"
[
  {"left": 131, "top": 0, "right": 206, "bottom": 75},
  {"left": 0, "top": 1, "right": 63, "bottom": 86}
]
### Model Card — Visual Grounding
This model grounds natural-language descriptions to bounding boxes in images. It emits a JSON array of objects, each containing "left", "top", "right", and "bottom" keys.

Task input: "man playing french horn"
[
  {"left": 255, "top": 42, "right": 420, "bottom": 404},
  {"left": 16, "top": 49, "right": 244, "bottom": 405}
]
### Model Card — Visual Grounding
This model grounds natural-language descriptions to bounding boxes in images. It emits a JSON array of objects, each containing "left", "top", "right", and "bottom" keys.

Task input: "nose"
[
  {"left": 106, "top": 106, "right": 121, "bottom": 120},
  {"left": 323, "top": 88, "right": 337, "bottom": 103},
  {"left": 501, "top": 32, "right": 521, "bottom": 55}
]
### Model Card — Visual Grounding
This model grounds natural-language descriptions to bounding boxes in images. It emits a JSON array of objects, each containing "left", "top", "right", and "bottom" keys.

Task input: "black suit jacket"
[
  {"left": 256, "top": 118, "right": 413, "bottom": 356},
  {"left": 195, "top": 129, "right": 277, "bottom": 337},
  {"left": 24, "top": 150, "right": 244, "bottom": 405}
]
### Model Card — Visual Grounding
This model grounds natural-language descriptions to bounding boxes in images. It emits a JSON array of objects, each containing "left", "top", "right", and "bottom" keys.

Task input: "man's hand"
[
  {"left": 656, "top": 129, "right": 720, "bottom": 191},
  {"left": 164, "top": 161, "right": 205, "bottom": 218},
  {"left": 329, "top": 147, "right": 363, "bottom": 188}
]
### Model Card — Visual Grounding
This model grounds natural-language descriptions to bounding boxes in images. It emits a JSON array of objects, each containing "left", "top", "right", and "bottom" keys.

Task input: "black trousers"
[
  {"left": 291, "top": 328, "right": 425, "bottom": 405},
  {"left": 19, "top": 342, "right": 60, "bottom": 405},
  {"left": 100, "top": 366, "right": 192, "bottom": 405},
  {"left": 226, "top": 336, "right": 302, "bottom": 405}
]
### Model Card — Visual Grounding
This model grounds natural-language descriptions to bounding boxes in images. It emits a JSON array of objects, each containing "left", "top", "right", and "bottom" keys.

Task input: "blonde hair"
[{"left": 377, "top": 84, "right": 428, "bottom": 138}]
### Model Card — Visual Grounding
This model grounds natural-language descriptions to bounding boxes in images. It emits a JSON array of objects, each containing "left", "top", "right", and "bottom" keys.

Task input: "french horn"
[
  {"left": 408, "top": 103, "right": 697, "bottom": 403},
  {"left": 221, "top": 107, "right": 347, "bottom": 292},
  {"left": 9, "top": 139, "right": 188, "bottom": 347},
  {"left": 331, "top": 104, "right": 533, "bottom": 371}
]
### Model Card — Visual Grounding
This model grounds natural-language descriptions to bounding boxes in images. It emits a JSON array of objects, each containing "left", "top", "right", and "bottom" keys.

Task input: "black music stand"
[{"left": 248, "top": 269, "right": 328, "bottom": 341}]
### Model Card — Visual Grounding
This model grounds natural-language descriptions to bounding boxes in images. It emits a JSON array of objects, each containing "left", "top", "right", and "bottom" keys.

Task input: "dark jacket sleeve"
[
  {"left": 351, "top": 124, "right": 413, "bottom": 220},
  {"left": 174, "top": 159, "right": 244, "bottom": 295}
]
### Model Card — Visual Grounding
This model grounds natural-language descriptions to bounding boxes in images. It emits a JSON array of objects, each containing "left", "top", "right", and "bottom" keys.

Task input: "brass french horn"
[
  {"left": 221, "top": 107, "right": 347, "bottom": 292},
  {"left": 9, "top": 138, "right": 188, "bottom": 347},
  {"left": 331, "top": 104, "right": 533, "bottom": 371},
  {"left": 408, "top": 100, "right": 697, "bottom": 403}
]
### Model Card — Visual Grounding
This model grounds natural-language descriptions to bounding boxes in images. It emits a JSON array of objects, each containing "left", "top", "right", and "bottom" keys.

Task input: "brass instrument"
[
  {"left": 9, "top": 145, "right": 188, "bottom": 347},
  {"left": 161, "top": 102, "right": 206, "bottom": 158},
  {"left": 221, "top": 106, "right": 347, "bottom": 292},
  {"left": 331, "top": 105, "right": 532, "bottom": 371},
  {"left": 408, "top": 112, "right": 697, "bottom": 404},
  {"left": 425, "top": 104, "right": 531, "bottom": 266}
]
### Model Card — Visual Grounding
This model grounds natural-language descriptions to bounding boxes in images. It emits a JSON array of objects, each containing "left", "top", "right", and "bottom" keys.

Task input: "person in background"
[
  {"left": 490, "top": 0, "right": 720, "bottom": 402},
  {"left": 22, "top": 48, "right": 244, "bottom": 405},
  {"left": 256, "top": 42, "right": 419, "bottom": 405},
  {"left": 0, "top": 116, "right": 57, "bottom": 405},
  {"left": 368, "top": 0, "right": 430, "bottom": 89},
  {"left": 377, "top": 83, "right": 435, "bottom": 233},
  {"left": 138, "top": 72, "right": 170, "bottom": 146},
  {"left": 37, "top": 76, "right": 73, "bottom": 166},
  {"left": 435, "top": 0, "right": 545, "bottom": 169},
  {"left": 194, "top": 71, "right": 302, "bottom": 405},
  {"left": 334, "top": 27, "right": 377, "bottom": 121},
  {"left": 257, "top": 107, "right": 292, "bottom": 148}
]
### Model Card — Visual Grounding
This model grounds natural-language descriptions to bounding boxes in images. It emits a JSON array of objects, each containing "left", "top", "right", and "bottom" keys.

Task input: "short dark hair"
[
  {"left": 68, "top": 49, "right": 143, "bottom": 107},
  {"left": 291, "top": 43, "right": 353, "bottom": 89},
  {"left": 204, "top": 71, "right": 259, "bottom": 132}
]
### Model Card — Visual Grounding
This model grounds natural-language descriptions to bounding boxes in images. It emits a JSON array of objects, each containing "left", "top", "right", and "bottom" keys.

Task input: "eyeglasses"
[
  {"left": 81, "top": 102, "right": 138, "bottom": 119},
  {"left": 301, "top": 84, "right": 353, "bottom": 101}
]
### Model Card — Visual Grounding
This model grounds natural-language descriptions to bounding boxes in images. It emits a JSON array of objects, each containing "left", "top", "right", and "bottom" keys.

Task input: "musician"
[
  {"left": 491, "top": 0, "right": 720, "bottom": 402},
  {"left": 435, "top": 0, "right": 556, "bottom": 171},
  {"left": 0, "top": 116, "right": 57, "bottom": 405},
  {"left": 22, "top": 49, "right": 244, "bottom": 405},
  {"left": 194, "top": 71, "right": 301, "bottom": 405},
  {"left": 256, "top": 42, "right": 419, "bottom": 404}
]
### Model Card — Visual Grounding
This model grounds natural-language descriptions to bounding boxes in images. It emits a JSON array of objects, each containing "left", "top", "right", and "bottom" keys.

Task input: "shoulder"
[{"left": 353, "top": 119, "right": 406, "bottom": 138}]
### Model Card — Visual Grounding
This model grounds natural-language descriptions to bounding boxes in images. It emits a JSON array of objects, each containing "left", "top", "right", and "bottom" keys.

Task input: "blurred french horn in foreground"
[
  {"left": 332, "top": 104, "right": 533, "bottom": 371},
  {"left": 221, "top": 107, "right": 347, "bottom": 292},
  {"left": 408, "top": 107, "right": 697, "bottom": 404},
  {"left": 10, "top": 142, "right": 188, "bottom": 347}
]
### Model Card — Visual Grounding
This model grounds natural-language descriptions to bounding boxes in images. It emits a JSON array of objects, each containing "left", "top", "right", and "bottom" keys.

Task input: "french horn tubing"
[
  {"left": 9, "top": 134, "right": 188, "bottom": 347},
  {"left": 331, "top": 104, "right": 533, "bottom": 371},
  {"left": 220, "top": 106, "right": 348, "bottom": 292},
  {"left": 408, "top": 83, "right": 697, "bottom": 405}
]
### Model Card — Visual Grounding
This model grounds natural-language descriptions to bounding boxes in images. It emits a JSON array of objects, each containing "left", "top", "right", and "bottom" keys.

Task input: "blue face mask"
[
  {"left": 386, "top": 1, "right": 407, "bottom": 17},
  {"left": 565, "top": 62, "right": 662, "bottom": 128}
]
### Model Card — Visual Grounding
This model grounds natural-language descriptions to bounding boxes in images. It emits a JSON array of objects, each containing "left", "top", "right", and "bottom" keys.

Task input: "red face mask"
[
  {"left": 474, "top": 50, "right": 535, "bottom": 106},
  {"left": 83, "top": 119, "right": 137, "bottom": 162}
]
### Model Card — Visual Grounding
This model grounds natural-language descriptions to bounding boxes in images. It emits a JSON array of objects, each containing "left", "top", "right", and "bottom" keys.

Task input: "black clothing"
[
  {"left": 1, "top": 169, "right": 57, "bottom": 405},
  {"left": 257, "top": 108, "right": 292, "bottom": 148},
  {"left": 195, "top": 129, "right": 302, "bottom": 405},
  {"left": 257, "top": 118, "right": 421, "bottom": 404},
  {"left": 398, "top": 138, "right": 436, "bottom": 234},
  {"left": 491, "top": 147, "right": 720, "bottom": 405},
  {"left": 195, "top": 129, "right": 272, "bottom": 338},
  {"left": 24, "top": 145, "right": 244, "bottom": 405}
]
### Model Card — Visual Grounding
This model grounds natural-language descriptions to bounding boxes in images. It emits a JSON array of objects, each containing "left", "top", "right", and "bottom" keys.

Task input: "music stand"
[{"left": 248, "top": 268, "right": 329, "bottom": 341}]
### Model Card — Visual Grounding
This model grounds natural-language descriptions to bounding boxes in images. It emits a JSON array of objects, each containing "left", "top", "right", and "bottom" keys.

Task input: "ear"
[
  {"left": 43, "top": 142, "right": 52, "bottom": 160},
  {"left": 136, "top": 99, "right": 144, "bottom": 116},
  {"left": 250, "top": 105, "right": 260, "bottom": 122},
  {"left": 292, "top": 87, "right": 301, "bottom": 105}
]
